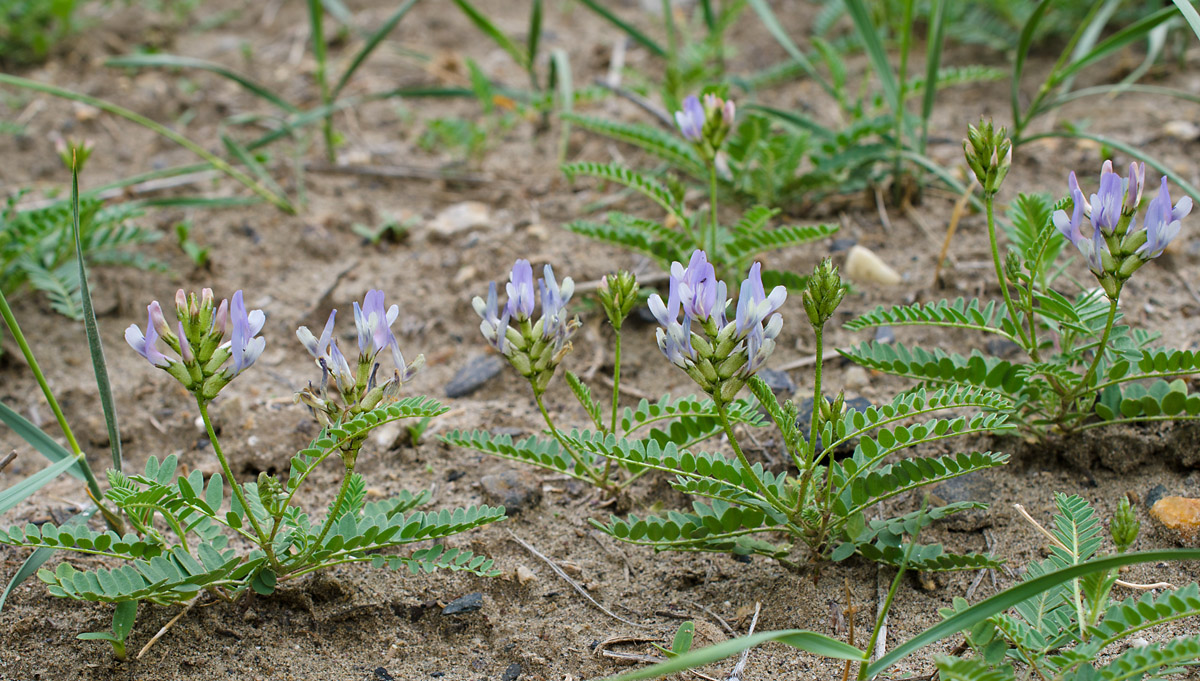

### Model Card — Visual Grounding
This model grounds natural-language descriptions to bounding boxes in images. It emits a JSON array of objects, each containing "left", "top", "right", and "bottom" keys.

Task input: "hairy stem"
[
  {"left": 535, "top": 392, "right": 604, "bottom": 489},
  {"left": 303, "top": 458, "right": 356, "bottom": 563},
  {"left": 197, "top": 399, "right": 279, "bottom": 569},
  {"left": 717, "top": 400, "right": 788, "bottom": 514},
  {"left": 985, "top": 194, "right": 1031, "bottom": 350},
  {"left": 1064, "top": 297, "right": 1119, "bottom": 428}
]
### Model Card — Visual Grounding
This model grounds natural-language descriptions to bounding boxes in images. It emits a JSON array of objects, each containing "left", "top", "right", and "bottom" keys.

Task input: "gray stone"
[
  {"left": 757, "top": 368, "right": 796, "bottom": 397},
  {"left": 442, "top": 592, "right": 484, "bottom": 615},
  {"left": 501, "top": 663, "right": 523, "bottom": 681},
  {"left": 480, "top": 469, "right": 543, "bottom": 516},
  {"left": 874, "top": 326, "right": 896, "bottom": 344},
  {"left": 445, "top": 354, "right": 505, "bottom": 398},
  {"left": 927, "top": 472, "right": 998, "bottom": 532}
]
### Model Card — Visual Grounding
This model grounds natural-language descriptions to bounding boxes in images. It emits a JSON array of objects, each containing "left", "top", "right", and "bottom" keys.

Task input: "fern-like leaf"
[
  {"left": 560, "top": 113, "right": 706, "bottom": 177},
  {"left": 561, "top": 162, "right": 681, "bottom": 216}
]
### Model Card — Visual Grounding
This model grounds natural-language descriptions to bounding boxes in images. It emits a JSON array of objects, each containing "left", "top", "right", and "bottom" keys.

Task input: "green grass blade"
[
  {"left": 1054, "top": 5, "right": 1177, "bottom": 85},
  {"left": 308, "top": 0, "right": 337, "bottom": 163},
  {"left": 746, "top": 0, "right": 833, "bottom": 98},
  {"left": 527, "top": 0, "right": 543, "bottom": 87},
  {"left": 1011, "top": 1, "right": 1050, "bottom": 130},
  {"left": 1051, "top": 83, "right": 1200, "bottom": 108},
  {"left": 1018, "top": 130, "right": 1200, "bottom": 207},
  {"left": 920, "top": 0, "right": 946, "bottom": 153},
  {"left": 128, "top": 196, "right": 261, "bottom": 210},
  {"left": 105, "top": 54, "right": 298, "bottom": 113},
  {"left": 866, "top": 548, "right": 1200, "bottom": 678},
  {"left": 573, "top": 0, "right": 666, "bottom": 57},
  {"left": 0, "top": 74, "right": 295, "bottom": 214},
  {"left": 0, "top": 506, "right": 96, "bottom": 612},
  {"left": 0, "top": 455, "right": 79, "bottom": 515},
  {"left": 452, "top": 0, "right": 529, "bottom": 70},
  {"left": 1172, "top": 0, "right": 1200, "bottom": 42},
  {"left": 607, "top": 630, "right": 864, "bottom": 680},
  {"left": 552, "top": 49, "right": 573, "bottom": 164},
  {"left": 700, "top": 0, "right": 716, "bottom": 31},
  {"left": 0, "top": 401, "right": 87, "bottom": 483},
  {"left": 332, "top": 0, "right": 420, "bottom": 98},
  {"left": 320, "top": 0, "right": 353, "bottom": 25},
  {"left": 69, "top": 164, "right": 121, "bottom": 473},
  {"left": 745, "top": 104, "right": 835, "bottom": 140},
  {"left": 843, "top": 0, "right": 899, "bottom": 116},
  {"left": 221, "top": 134, "right": 289, "bottom": 203}
]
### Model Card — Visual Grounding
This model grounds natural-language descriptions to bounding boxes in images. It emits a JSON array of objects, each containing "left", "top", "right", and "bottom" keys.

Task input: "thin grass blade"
[
  {"left": 0, "top": 400, "right": 87, "bottom": 483},
  {"left": 332, "top": 0, "right": 420, "bottom": 98},
  {"left": 551, "top": 49, "right": 573, "bottom": 164},
  {"left": 1053, "top": 6, "right": 1177, "bottom": 85},
  {"left": 105, "top": 54, "right": 298, "bottom": 113},
  {"left": 452, "top": 0, "right": 529, "bottom": 70},
  {"left": 69, "top": 164, "right": 121, "bottom": 472},
  {"left": 866, "top": 548, "right": 1200, "bottom": 678},
  {"left": 527, "top": 0, "right": 543, "bottom": 87},
  {"left": 573, "top": 0, "right": 666, "bottom": 57},
  {"left": 0, "top": 455, "right": 79, "bottom": 515},
  {"left": 843, "top": 0, "right": 899, "bottom": 115},
  {"left": 746, "top": 0, "right": 833, "bottom": 98},
  {"left": 1011, "top": 1, "right": 1051, "bottom": 130},
  {"left": 920, "top": 0, "right": 945, "bottom": 153},
  {"left": 1172, "top": 0, "right": 1200, "bottom": 42},
  {"left": 0, "top": 505, "right": 96, "bottom": 612},
  {"left": 221, "top": 134, "right": 289, "bottom": 203},
  {"left": 607, "top": 630, "right": 864, "bottom": 680}
]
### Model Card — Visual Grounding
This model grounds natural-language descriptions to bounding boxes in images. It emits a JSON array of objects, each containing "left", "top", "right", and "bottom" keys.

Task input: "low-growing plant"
[
  {"left": 844, "top": 121, "right": 1200, "bottom": 439},
  {"left": 563, "top": 92, "right": 838, "bottom": 290},
  {"left": 444, "top": 263, "right": 767, "bottom": 496},
  {"left": 0, "top": 0, "right": 78, "bottom": 66},
  {"left": 451, "top": 247, "right": 1010, "bottom": 571},
  {"left": 603, "top": 496, "right": 1200, "bottom": 681},
  {"left": 0, "top": 168, "right": 503, "bottom": 656},
  {"left": 933, "top": 493, "right": 1200, "bottom": 679}
]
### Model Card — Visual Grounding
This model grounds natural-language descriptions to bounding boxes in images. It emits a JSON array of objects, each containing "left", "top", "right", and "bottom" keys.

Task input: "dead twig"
[
  {"left": 726, "top": 602, "right": 761, "bottom": 681},
  {"left": 776, "top": 348, "right": 845, "bottom": 372},
  {"left": 692, "top": 601, "right": 736, "bottom": 637},
  {"left": 0, "top": 450, "right": 15, "bottom": 473},
  {"left": 873, "top": 187, "right": 892, "bottom": 233},
  {"left": 137, "top": 596, "right": 200, "bottom": 659},
  {"left": 303, "top": 161, "right": 491, "bottom": 184},
  {"left": 506, "top": 529, "right": 649, "bottom": 628},
  {"left": 597, "top": 374, "right": 654, "bottom": 401},
  {"left": 592, "top": 78, "right": 673, "bottom": 128},
  {"left": 933, "top": 180, "right": 977, "bottom": 287}
]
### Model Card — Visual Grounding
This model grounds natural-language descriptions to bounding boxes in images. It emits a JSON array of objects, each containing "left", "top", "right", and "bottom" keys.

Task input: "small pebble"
[
  {"left": 501, "top": 663, "right": 523, "bottom": 681},
  {"left": 445, "top": 354, "right": 505, "bottom": 398},
  {"left": 845, "top": 245, "right": 901, "bottom": 286},
  {"left": 873, "top": 326, "right": 896, "bottom": 344},
  {"left": 516, "top": 566, "right": 537, "bottom": 585},
  {"left": 757, "top": 368, "right": 796, "bottom": 397},
  {"left": 442, "top": 592, "right": 484, "bottom": 615},
  {"left": 428, "top": 201, "right": 491, "bottom": 239},
  {"left": 843, "top": 366, "right": 870, "bottom": 390},
  {"left": 830, "top": 237, "right": 857, "bottom": 253},
  {"left": 374, "top": 668, "right": 396, "bottom": 681},
  {"left": 1149, "top": 496, "right": 1200, "bottom": 546},
  {"left": 480, "top": 469, "right": 543, "bottom": 515}
]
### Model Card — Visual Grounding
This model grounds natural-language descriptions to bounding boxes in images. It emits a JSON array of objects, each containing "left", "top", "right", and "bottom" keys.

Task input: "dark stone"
[
  {"left": 480, "top": 469, "right": 543, "bottom": 516},
  {"left": 985, "top": 339, "right": 1022, "bottom": 359},
  {"left": 731, "top": 553, "right": 751, "bottom": 564},
  {"left": 794, "top": 397, "right": 872, "bottom": 459},
  {"left": 442, "top": 592, "right": 484, "bottom": 615},
  {"left": 446, "top": 469, "right": 466, "bottom": 482},
  {"left": 501, "top": 663, "right": 523, "bottom": 681},
  {"left": 757, "top": 368, "right": 796, "bottom": 397},
  {"left": 873, "top": 326, "right": 896, "bottom": 345},
  {"left": 632, "top": 305, "right": 659, "bottom": 325},
  {"left": 830, "top": 237, "right": 857, "bottom": 253},
  {"left": 375, "top": 668, "right": 395, "bottom": 681},
  {"left": 445, "top": 354, "right": 505, "bottom": 398},
  {"left": 926, "top": 472, "right": 998, "bottom": 532},
  {"left": 1146, "top": 484, "right": 1169, "bottom": 510}
]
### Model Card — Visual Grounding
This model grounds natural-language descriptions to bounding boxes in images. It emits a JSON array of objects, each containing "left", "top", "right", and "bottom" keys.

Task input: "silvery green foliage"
[
  {"left": 592, "top": 256, "right": 1010, "bottom": 571},
  {"left": 0, "top": 289, "right": 504, "bottom": 655},
  {"left": 935, "top": 494, "right": 1200, "bottom": 680},
  {"left": 844, "top": 145, "right": 1200, "bottom": 439}
]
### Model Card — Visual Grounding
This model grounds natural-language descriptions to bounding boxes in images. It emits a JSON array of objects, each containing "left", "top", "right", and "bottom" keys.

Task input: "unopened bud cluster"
[
  {"left": 963, "top": 119, "right": 1012, "bottom": 197},
  {"left": 125, "top": 288, "right": 265, "bottom": 401},
  {"left": 802, "top": 259, "right": 846, "bottom": 329},
  {"left": 473, "top": 260, "right": 579, "bottom": 396},
  {"left": 597, "top": 270, "right": 640, "bottom": 331},
  {"left": 1053, "top": 161, "right": 1191, "bottom": 299},
  {"left": 648, "top": 250, "right": 785, "bottom": 404},
  {"left": 1110, "top": 496, "right": 1140, "bottom": 553}
]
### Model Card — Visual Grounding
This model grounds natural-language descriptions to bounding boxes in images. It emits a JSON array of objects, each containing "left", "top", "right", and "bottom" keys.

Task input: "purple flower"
[
  {"left": 125, "top": 303, "right": 171, "bottom": 367},
  {"left": 1090, "top": 161, "right": 1125, "bottom": 235},
  {"left": 327, "top": 340, "right": 355, "bottom": 390},
  {"left": 473, "top": 281, "right": 511, "bottom": 353},
  {"left": 745, "top": 311, "right": 783, "bottom": 375},
  {"left": 1124, "top": 162, "right": 1146, "bottom": 216},
  {"left": 673, "top": 250, "right": 725, "bottom": 323},
  {"left": 537, "top": 264, "right": 574, "bottom": 344},
  {"left": 353, "top": 289, "right": 399, "bottom": 356},
  {"left": 1053, "top": 186, "right": 1104, "bottom": 272},
  {"left": 389, "top": 342, "right": 424, "bottom": 384},
  {"left": 1138, "top": 176, "right": 1192, "bottom": 258},
  {"left": 297, "top": 310, "right": 337, "bottom": 360},
  {"left": 229, "top": 290, "right": 266, "bottom": 376},
  {"left": 734, "top": 262, "right": 787, "bottom": 337},
  {"left": 505, "top": 260, "right": 536, "bottom": 321},
  {"left": 655, "top": 322, "right": 695, "bottom": 369},
  {"left": 674, "top": 95, "right": 704, "bottom": 142}
]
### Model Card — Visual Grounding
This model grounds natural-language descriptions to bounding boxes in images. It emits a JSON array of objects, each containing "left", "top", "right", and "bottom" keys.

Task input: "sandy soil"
[{"left": 2, "top": 1, "right": 1200, "bottom": 680}]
